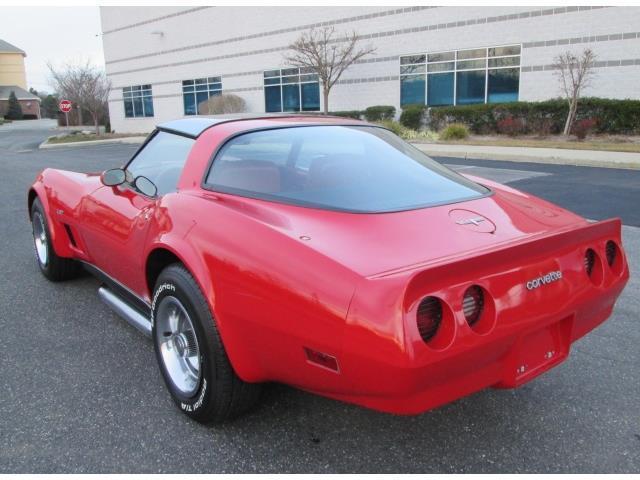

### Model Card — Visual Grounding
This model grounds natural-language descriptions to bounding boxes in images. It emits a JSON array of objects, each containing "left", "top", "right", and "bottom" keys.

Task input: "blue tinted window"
[
  {"left": 206, "top": 126, "right": 488, "bottom": 213},
  {"left": 400, "top": 75, "right": 426, "bottom": 106},
  {"left": 263, "top": 68, "right": 319, "bottom": 112},
  {"left": 402, "top": 45, "right": 520, "bottom": 108},
  {"left": 132, "top": 97, "right": 143, "bottom": 116},
  {"left": 301, "top": 82, "right": 320, "bottom": 111},
  {"left": 427, "top": 73, "right": 454, "bottom": 106},
  {"left": 456, "top": 70, "right": 486, "bottom": 105},
  {"left": 143, "top": 96, "right": 154, "bottom": 117},
  {"left": 265, "top": 86, "right": 281, "bottom": 112},
  {"left": 123, "top": 84, "right": 153, "bottom": 118},
  {"left": 488, "top": 68, "right": 519, "bottom": 103},
  {"left": 282, "top": 84, "right": 300, "bottom": 112},
  {"left": 182, "top": 77, "right": 222, "bottom": 115},
  {"left": 124, "top": 98, "right": 134, "bottom": 118},
  {"left": 196, "top": 91, "right": 208, "bottom": 114},
  {"left": 183, "top": 93, "right": 196, "bottom": 115}
]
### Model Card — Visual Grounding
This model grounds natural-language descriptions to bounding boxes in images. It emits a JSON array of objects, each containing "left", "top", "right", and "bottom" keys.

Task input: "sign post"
[{"left": 59, "top": 99, "right": 72, "bottom": 127}]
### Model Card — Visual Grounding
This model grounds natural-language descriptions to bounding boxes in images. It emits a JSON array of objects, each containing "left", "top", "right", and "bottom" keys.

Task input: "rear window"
[{"left": 205, "top": 126, "right": 489, "bottom": 213}]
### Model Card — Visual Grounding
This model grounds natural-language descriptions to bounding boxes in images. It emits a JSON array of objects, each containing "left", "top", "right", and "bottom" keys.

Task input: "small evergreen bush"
[
  {"left": 363, "top": 105, "right": 396, "bottom": 122},
  {"left": 400, "top": 104, "right": 426, "bottom": 130},
  {"left": 6, "top": 91, "right": 23, "bottom": 120}
]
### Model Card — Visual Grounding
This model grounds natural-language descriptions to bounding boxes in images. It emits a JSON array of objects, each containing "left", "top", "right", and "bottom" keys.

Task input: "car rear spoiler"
[{"left": 372, "top": 218, "right": 623, "bottom": 279}]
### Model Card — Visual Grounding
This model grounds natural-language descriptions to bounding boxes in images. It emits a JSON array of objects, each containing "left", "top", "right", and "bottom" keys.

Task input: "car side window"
[{"left": 126, "top": 131, "right": 195, "bottom": 196}]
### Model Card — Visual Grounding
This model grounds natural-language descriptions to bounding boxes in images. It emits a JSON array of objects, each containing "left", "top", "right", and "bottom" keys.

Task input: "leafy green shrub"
[
  {"left": 400, "top": 104, "right": 426, "bottom": 130},
  {"left": 330, "top": 110, "right": 362, "bottom": 119},
  {"left": 440, "top": 123, "right": 469, "bottom": 140},
  {"left": 378, "top": 119, "right": 407, "bottom": 137},
  {"left": 428, "top": 98, "right": 640, "bottom": 135},
  {"left": 364, "top": 105, "right": 396, "bottom": 122}
]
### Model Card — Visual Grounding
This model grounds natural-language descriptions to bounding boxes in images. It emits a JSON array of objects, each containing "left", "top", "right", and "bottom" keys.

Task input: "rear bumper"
[
  {"left": 326, "top": 280, "right": 625, "bottom": 414},
  {"left": 319, "top": 220, "right": 629, "bottom": 414}
]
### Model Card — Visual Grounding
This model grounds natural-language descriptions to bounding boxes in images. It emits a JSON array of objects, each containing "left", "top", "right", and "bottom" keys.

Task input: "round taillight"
[
  {"left": 462, "top": 285, "right": 484, "bottom": 327},
  {"left": 417, "top": 296, "right": 442, "bottom": 342},
  {"left": 605, "top": 241, "right": 617, "bottom": 267},
  {"left": 584, "top": 248, "right": 596, "bottom": 276}
]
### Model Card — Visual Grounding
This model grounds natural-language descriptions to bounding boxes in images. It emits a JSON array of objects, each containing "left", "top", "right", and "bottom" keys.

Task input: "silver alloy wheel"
[
  {"left": 155, "top": 295, "right": 201, "bottom": 397},
  {"left": 32, "top": 211, "right": 48, "bottom": 266}
]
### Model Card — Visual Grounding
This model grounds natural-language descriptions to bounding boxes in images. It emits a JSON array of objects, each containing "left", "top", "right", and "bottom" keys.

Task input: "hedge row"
[
  {"left": 420, "top": 98, "right": 640, "bottom": 135},
  {"left": 335, "top": 98, "right": 640, "bottom": 135},
  {"left": 330, "top": 110, "right": 363, "bottom": 119},
  {"left": 330, "top": 105, "right": 396, "bottom": 121}
]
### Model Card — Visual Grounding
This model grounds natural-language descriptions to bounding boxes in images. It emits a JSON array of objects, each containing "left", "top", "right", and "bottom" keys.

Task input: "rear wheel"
[
  {"left": 30, "top": 198, "right": 79, "bottom": 281},
  {"left": 151, "top": 264, "right": 261, "bottom": 423}
]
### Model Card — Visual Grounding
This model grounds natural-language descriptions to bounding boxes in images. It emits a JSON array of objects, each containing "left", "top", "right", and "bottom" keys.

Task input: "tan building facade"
[
  {"left": 0, "top": 39, "right": 40, "bottom": 118},
  {"left": 0, "top": 39, "right": 27, "bottom": 89}
]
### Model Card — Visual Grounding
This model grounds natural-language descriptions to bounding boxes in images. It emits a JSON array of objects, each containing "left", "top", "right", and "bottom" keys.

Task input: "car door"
[{"left": 79, "top": 130, "right": 195, "bottom": 295}]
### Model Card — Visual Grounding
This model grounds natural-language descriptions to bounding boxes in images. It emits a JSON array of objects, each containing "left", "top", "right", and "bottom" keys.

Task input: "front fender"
[{"left": 28, "top": 170, "right": 75, "bottom": 258}]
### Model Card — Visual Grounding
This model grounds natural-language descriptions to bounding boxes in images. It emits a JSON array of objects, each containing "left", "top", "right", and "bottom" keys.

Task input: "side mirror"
[
  {"left": 101, "top": 168, "right": 126, "bottom": 187},
  {"left": 134, "top": 176, "right": 157, "bottom": 197}
]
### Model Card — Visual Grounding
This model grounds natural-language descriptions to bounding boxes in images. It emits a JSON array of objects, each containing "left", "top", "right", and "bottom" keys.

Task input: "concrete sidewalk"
[
  {"left": 39, "top": 136, "right": 146, "bottom": 149},
  {"left": 412, "top": 142, "right": 640, "bottom": 170}
]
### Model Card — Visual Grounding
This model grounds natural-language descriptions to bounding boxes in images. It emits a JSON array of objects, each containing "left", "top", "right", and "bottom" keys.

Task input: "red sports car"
[{"left": 28, "top": 115, "right": 629, "bottom": 422}]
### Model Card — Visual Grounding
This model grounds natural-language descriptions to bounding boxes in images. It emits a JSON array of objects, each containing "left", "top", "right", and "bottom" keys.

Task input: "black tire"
[
  {"left": 30, "top": 197, "right": 79, "bottom": 281},
  {"left": 151, "top": 263, "right": 261, "bottom": 423}
]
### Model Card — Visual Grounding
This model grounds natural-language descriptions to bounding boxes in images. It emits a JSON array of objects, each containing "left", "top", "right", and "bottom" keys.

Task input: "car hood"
[{"left": 216, "top": 175, "right": 587, "bottom": 277}]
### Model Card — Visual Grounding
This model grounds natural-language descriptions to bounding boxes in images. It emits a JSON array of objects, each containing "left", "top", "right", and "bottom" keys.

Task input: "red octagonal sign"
[{"left": 59, "top": 99, "right": 72, "bottom": 113}]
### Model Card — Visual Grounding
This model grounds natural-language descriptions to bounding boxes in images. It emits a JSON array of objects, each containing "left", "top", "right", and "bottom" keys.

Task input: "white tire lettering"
[
  {"left": 179, "top": 379, "right": 207, "bottom": 412},
  {"left": 151, "top": 282, "right": 175, "bottom": 326}
]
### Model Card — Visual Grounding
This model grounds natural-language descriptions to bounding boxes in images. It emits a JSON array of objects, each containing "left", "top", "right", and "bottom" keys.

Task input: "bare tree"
[
  {"left": 554, "top": 48, "right": 596, "bottom": 136},
  {"left": 82, "top": 71, "right": 111, "bottom": 135},
  {"left": 284, "top": 27, "right": 375, "bottom": 114},
  {"left": 48, "top": 60, "right": 111, "bottom": 133}
]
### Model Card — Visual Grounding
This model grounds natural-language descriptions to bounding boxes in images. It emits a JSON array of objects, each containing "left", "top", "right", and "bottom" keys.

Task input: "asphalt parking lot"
[{"left": 1, "top": 121, "right": 638, "bottom": 473}]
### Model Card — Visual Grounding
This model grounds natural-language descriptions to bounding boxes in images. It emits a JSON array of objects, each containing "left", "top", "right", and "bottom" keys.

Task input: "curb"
[
  {"left": 39, "top": 136, "right": 146, "bottom": 149},
  {"left": 412, "top": 144, "right": 640, "bottom": 170}
]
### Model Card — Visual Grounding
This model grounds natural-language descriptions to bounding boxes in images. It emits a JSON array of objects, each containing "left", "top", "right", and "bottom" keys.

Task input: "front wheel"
[
  {"left": 151, "top": 264, "right": 261, "bottom": 423},
  {"left": 30, "top": 198, "right": 79, "bottom": 281}
]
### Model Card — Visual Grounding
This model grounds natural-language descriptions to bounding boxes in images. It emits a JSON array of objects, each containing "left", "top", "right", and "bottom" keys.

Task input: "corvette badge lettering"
[
  {"left": 456, "top": 217, "right": 486, "bottom": 226},
  {"left": 526, "top": 270, "right": 563, "bottom": 290}
]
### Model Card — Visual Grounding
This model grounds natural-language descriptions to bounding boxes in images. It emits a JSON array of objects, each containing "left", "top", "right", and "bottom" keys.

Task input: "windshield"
[{"left": 205, "top": 125, "right": 489, "bottom": 213}]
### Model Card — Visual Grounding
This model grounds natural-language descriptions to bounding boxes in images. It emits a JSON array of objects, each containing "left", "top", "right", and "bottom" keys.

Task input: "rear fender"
[{"left": 144, "top": 235, "right": 265, "bottom": 382}]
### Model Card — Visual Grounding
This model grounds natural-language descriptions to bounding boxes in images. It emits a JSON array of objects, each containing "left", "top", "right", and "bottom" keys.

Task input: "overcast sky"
[{"left": 2, "top": 6, "right": 104, "bottom": 93}]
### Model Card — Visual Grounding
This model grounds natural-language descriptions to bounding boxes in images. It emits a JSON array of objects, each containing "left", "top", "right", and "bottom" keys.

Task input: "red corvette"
[{"left": 28, "top": 115, "right": 629, "bottom": 422}]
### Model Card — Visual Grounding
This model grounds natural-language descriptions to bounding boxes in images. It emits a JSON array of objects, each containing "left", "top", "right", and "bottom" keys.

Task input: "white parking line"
[{"left": 447, "top": 163, "right": 552, "bottom": 184}]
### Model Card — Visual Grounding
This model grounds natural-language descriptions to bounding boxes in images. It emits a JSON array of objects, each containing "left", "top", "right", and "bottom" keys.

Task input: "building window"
[
  {"left": 123, "top": 85, "right": 154, "bottom": 118},
  {"left": 182, "top": 77, "right": 222, "bottom": 115},
  {"left": 456, "top": 70, "right": 486, "bottom": 105},
  {"left": 399, "top": 44, "right": 520, "bottom": 107},
  {"left": 487, "top": 68, "right": 520, "bottom": 103},
  {"left": 264, "top": 68, "right": 320, "bottom": 113}
]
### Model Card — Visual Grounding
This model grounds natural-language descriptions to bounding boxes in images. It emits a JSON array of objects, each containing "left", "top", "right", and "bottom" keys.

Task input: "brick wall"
[{"left": 0, "top": 99, "right": 41, "bottom": 119}]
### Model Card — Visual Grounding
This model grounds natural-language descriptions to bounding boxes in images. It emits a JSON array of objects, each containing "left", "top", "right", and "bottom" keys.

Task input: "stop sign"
[{"left": 59, "top": 99, "right": 72, "bottom": 113}]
